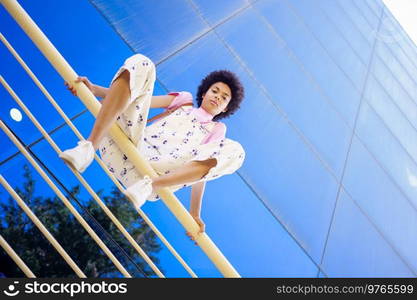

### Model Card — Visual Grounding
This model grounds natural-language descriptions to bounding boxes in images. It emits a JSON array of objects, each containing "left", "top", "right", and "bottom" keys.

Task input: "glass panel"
[
  {"left": 382, "top": 41, "right": 417, "bottom": 95},
  {"left": 283, "top": 0, "right": 368, "bottom": 91},
  {"left": 343, "top": 136, "right": 417, "bottom": 271},
  {"left": 370, "top": 56, "right": 417, "bottom": 131},
  {"left": 351, "top": 0, "right": 380, "bottom": 30},
  {"left": 374, "top": 41, "right": 417, "bottom": 102},
  {"left": 192, "top": 0, "right": 249, "bottom": 26},
  {"left": 356, "top": 102, "right": 417, "bottom": 208},
  {"left": 365, "top": 76, "right": 417, "bottom": 164},
  {"left": 364, "top": 0, "right": 384, "bottom": 18},
  {"left": 254, "top": 0, "right": 363, "bottom": 128},
  {"left": 297, "top": 0, "right": 372, "bottom": 64},
  {"left": 321, "top": 188, "right": 414, "bottom": 277},
  {"left": 334, "top": 0, "right": 375, "bottom": 46},
  {"left": 0, "top": 0, "right": 134, "bottom": 146},
  {"left": 90, "top": 0, "right": 209, "bottom": 63}
]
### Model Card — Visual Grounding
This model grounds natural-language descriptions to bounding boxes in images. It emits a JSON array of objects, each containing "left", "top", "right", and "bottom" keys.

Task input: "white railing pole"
[
  {"left": 1, "top": 0, "right": 240, "bottom": 277},
  {"left": 0, "top": 121, "right": 132, "bottom": 277},
  {"left": 0, "top": 75, "right": 165, "bottom": 278},
  {"left": 0, "top": 176, "right": 86, "bottom": 278},
  {"left": 0, "top": 234, "right": 36, "bottom": 278}
]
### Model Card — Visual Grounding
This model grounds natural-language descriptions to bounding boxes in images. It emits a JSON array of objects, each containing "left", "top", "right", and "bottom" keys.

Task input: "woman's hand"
[
  {"left": 185, "top": 215, "right": 205, "bottom": 246},
  {"left": 64, "top": 76, "right": 96, "bottom": 97}
]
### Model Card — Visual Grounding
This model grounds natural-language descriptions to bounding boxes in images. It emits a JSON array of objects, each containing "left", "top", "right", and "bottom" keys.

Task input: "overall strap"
[{"left": 146, "top": 103, "right": 193, "bottom": 124}]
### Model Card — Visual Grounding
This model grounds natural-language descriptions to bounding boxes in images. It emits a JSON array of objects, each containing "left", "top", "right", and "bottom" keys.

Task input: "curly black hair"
[{"left": 196, "top": 70, "right": 244, "bottom": 121}]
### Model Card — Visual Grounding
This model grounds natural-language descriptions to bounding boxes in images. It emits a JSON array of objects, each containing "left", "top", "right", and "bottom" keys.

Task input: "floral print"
[{"left": 98, "top": 54, "right": 245, "bottom": 202}]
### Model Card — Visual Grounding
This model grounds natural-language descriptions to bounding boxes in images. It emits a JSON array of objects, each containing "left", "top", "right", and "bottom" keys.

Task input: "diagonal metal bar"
[{"left": 1, "top": 0, "right": 239, "bottom": 277}]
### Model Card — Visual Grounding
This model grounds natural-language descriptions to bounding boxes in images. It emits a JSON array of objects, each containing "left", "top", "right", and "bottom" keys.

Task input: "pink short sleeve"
[
  {"left": 166, "top": 91, "right": 193, "bottom": 110},
  {"left": 202, "top": 122, "right": 227, "bottom": 144}
]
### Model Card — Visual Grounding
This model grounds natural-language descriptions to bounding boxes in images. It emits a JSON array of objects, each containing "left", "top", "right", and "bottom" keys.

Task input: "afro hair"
[{"left": 195, "top": 70, "right": 244, "bottom": 121}]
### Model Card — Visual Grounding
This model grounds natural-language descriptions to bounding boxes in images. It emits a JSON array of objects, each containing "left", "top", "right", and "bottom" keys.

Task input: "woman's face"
[{"left": 200, "top": 82, "right": 232, "bottom": 117}]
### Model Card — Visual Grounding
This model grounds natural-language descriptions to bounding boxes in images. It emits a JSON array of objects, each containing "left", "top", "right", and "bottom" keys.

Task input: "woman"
[{"left": 60, "top": 53, "right": 245, "bottom": 237}]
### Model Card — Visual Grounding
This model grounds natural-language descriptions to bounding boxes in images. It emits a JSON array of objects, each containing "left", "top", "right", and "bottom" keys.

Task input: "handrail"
[
  {"left": 0, "top": 121, "right": 132, "bottom": 277},
  {"left": 0, "top": 75, "right": 164, "bottom": 278},
  {"left": 0, "top": 234, "right": 36, "bottom": 278},
  {"left": 0, "top": 176, "right": 86, "bottom": 278},
  {"left": 0, "top": 32, "right": 197, "bottom": 278},
  {"left": 1, "top": 0, "right": 240, "bottom": 277}
]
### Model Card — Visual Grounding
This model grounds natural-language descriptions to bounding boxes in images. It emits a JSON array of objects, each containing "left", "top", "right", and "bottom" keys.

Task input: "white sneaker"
[
  {"left": 59, "top": 140, "right": 95, "bottom": 173},
  {"left": 147, "top": 191, "right": 160, "bottom": 202},
  {"left": 124, "top": 175, "right": 154, "bottom": 209}
]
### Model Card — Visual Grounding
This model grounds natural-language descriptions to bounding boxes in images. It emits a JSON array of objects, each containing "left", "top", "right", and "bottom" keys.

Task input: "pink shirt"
[{"left": 166, "top": 91, "right": 226, "bottom": 144}]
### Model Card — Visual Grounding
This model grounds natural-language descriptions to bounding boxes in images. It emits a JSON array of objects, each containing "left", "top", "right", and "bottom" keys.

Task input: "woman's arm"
[
  {"left": 150, "top": 94, "right": 176, "bottom": 108},
  {"left": 65, "top": 77, "right": 107, "bottom": 98},
  {"left": 92, "top": 84, "right": 109, "bottom": 99}
]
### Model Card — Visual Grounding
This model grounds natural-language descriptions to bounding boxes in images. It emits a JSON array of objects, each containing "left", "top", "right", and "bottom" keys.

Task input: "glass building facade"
[{"left": 1, "top": 0, "right": 417, "bottom": 277}]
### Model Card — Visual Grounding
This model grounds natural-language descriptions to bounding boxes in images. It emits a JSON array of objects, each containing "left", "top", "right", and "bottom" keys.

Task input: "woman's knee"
[
  {"left": 113, "top": 69, "right": 130, "bottom": 88},
  {"left": 194, "top": 158, "right": 217, "bottom": 168},
  {"left": 109, "top": 70, "right": 131, "bottom": 106},
  {"left": 196, "top": 159, "right": 217, "bottom": 180}
]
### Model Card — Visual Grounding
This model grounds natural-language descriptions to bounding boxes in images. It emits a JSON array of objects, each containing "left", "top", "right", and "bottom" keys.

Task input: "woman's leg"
[
  {"left": 87, "top": 70, "right": 132, "bottom": 150},
  {"left": 151, "top": 158, "right": 217, "bottom": 191}
]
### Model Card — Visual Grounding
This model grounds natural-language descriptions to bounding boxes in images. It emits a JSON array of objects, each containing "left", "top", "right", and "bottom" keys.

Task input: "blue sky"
[{"left": 2, "top": 0, "right": 417, "bottom": 278}]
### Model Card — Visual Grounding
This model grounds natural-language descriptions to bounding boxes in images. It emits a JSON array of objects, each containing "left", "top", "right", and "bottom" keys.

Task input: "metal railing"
[{"left": 0, "top": 0, "right": 240, "bottom": 278}]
